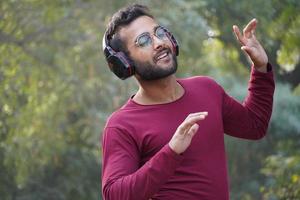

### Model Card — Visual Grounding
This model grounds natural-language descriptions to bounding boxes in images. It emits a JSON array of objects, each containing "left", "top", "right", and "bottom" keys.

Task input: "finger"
[
  {"left": 178, "top": 114, "right": 207, "bottom": 133},
  {"left": 241, "top": 46, "right": 255, "bottom": 60},
  {"left": 243, "top": 18, "right": 257, "bottom": 38},
  {"left": 185, "top": 113, "right": 208, "bottom": 124},
  {"left": 187, "top": 112, "right": 208, "bottom": 118},
  {"left": 180, "top": 112, "right": 208, "bottom": 133},
  {"left": 186, "top": 123, "right": 199, "bottom": 137},
  {"left": 178, "top": 112, "right": 208, "bottom": 132},
  {"left": 233, "top": 25, "right": 246, "bottom": 45}
]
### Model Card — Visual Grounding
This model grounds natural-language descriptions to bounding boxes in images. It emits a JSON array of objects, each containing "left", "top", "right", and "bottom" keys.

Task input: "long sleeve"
[
  {"left": 222, "top": 63, "right": 275, "bottom": 139},
  {"left": 102, "top": 127, "right": 184, "bottom": 200}
]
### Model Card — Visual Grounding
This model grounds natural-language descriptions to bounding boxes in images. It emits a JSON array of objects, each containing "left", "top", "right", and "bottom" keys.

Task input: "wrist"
[
  {"left": 254, "top": 63, "right": 268, "bottom": 73},
  {"left": 168, "top": 142, "right": 181, "bottom": 155}
]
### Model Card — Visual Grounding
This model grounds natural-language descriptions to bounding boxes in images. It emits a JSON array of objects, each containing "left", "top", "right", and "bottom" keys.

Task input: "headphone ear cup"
[
  {"left": 107, "top": 51, "right": 134, "bottom": 80},
  {"left": 103, "top": 32, "right": 135, "bottom": 80},
  {"left": 163, "top": 28, "right": 179, "bottom": 56},
  {"left": 169, "top": 33, "right": 179, "bottom": 56}
]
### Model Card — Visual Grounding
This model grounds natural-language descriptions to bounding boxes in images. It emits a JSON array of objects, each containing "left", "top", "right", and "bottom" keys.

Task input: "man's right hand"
[{"left": 169, "top": 112, "right": 208, "bottom": 154}]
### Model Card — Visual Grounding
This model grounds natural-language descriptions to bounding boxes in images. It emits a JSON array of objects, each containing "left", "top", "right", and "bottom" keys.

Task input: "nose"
[{"left": 152, "top": 35, "right": 164, "bottom": 50}]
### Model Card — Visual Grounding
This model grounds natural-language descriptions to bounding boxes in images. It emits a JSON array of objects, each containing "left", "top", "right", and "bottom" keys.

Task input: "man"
[{"left": 101, "top": 4, "right": 274, "bottom": 200}]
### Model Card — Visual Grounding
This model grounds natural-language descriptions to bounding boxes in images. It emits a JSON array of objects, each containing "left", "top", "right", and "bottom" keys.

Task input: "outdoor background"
[{"left": 1, "top": 0, "right": 299, "bottom": 199}]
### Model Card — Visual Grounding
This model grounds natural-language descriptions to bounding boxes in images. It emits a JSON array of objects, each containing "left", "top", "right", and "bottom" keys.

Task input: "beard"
[{"left": 133, "top": 49, "right": 177, "bottom": 81}]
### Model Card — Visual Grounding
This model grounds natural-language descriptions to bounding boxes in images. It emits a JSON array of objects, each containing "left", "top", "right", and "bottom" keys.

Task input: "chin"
[{"left": 134, "top": 55, "right": 177, "bottom": 81}]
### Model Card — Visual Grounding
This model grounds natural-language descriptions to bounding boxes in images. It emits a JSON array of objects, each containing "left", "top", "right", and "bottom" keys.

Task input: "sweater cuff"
[
  {"left": 251, "top": 63, "right": 274, "bottom": 81},
  {"left": 251, "top": 62, "right": 273, "bottom": 75},
  {"left": 249, "top": 62, "right": 275, "bottom": 91},
  {"left": 164, "top": 144, "right": 184, "bottom": 163}
]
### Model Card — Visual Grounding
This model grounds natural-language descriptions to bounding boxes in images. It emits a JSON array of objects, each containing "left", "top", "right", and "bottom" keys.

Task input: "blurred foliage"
[
  {"left": 261, "top": 149, "right": 300, "bottom": 199},
  {"left": 0, "top": 0, "right": 299, "bottom": 199},
  {"left": 221, "top": 77, "right": 300, "bottom": 199},
  {"left": 190, "top": 0, "right": 300, "bottom": 87}
]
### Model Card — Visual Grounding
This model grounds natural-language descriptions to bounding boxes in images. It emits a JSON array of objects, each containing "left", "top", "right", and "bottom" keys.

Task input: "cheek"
[
  {"left": 130, "top": 50, "right": 154, "bottom": 64},
  {"left": 166, "top": 39, "right": 176, "bottom": 54},
  {"left": 128, "top": 38, "right": 174, "bottom": 62}
]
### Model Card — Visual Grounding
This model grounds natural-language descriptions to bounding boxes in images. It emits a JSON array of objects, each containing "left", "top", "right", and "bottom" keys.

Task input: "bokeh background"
[{"left": 1, "top": 0, "right": 299, "bottom": 199}]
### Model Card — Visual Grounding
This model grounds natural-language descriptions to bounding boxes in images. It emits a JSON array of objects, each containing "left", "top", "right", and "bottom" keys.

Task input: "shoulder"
[
  {"left": 178, "top": 76, "right": 224, "bottom": 91},
  {"left": 102, "top": 103, "right": 142, "bottom": 149},
  {"left": 104, "top": 107, "right": 128, "bottom": 129},
  {"left": 179, "top": 75, "right": 218, "bottom": 84},
  {"left": 102, "top": 109, "right": 132, "bottom": 142},
  {"left": 104, "top": 99, "right": 142, "bottom": 130}
]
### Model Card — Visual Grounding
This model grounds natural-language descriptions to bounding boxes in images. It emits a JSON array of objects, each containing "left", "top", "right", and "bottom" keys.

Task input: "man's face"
[{"left": 119, "top": 16, "right": 177, "bottom": 81}]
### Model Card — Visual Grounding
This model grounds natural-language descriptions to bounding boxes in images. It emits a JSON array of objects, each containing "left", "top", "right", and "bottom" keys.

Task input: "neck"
[{"left": 133, "top": 75, "right": 184, "bottom": 105}]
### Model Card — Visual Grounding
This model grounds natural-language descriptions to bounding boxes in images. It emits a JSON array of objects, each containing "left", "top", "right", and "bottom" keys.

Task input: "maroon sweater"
[{"left": 102, "top": 65, "right": 275, "bottom": 200}]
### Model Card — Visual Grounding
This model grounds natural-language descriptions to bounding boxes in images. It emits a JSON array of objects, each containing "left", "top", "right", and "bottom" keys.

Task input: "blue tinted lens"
[
  {"left": 156, "top": 27, "right": 167, "bottom": 39},
  {"left": 137, "top": 34, "right": 151, "bottom": 47}
]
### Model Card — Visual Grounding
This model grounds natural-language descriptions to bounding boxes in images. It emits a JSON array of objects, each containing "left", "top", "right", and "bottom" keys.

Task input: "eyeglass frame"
[{"left": 134, "top": 25, "right": 169, "bottom": 48}]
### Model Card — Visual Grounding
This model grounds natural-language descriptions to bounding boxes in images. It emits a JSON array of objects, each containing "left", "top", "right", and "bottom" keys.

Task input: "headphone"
[{"left": 102, "top": 26, "right": 179, "bottom": 80}]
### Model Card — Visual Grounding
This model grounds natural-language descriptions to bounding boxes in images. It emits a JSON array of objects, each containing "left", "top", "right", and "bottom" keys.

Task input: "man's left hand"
[{"left": 233, "top": 18, "right": 268, "bottom": 72}]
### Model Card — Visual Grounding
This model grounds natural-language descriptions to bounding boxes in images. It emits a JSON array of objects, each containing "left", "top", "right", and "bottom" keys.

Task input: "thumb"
[{"left": 187, "top": 123, "right": 199, "bottom": 137}]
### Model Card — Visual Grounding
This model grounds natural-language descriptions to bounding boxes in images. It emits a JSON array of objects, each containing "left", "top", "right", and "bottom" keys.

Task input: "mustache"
[{"left": 153, "top": 48, "right": 171, "bottom": 63}]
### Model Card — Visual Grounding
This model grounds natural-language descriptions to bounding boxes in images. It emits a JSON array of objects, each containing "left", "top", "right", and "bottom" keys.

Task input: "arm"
[
  {"left": 102, "top": 112, "right": 207, "bottom": 200},
  {"left": 222, "top": 19, "right": 275, "bottom": 139},
  {"left": 102, "top": 127, "right": 182, "bottom": 200},
  {"left": 222, "top": 64, "right": 274, "bottom": 139}
]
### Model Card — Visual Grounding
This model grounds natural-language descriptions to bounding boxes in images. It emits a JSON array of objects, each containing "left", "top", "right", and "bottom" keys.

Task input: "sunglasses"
[{"left": 134, "top": 26, "right": 169, "bottom": 48}]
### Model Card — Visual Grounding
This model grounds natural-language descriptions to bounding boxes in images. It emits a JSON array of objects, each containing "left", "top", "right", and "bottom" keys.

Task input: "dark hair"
[{"left": 105, "top": 4, "right": 154, "bottom": 54}]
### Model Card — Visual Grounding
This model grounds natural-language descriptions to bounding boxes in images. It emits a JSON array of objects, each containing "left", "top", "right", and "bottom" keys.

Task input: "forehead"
[{"left": 119, "top": 16, "right": 158, "bottom": 44}]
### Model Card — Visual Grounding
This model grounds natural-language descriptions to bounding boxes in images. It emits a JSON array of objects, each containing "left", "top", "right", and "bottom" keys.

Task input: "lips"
[{"left": 154, "top": 49, "right": 170, "bottom": 63}]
